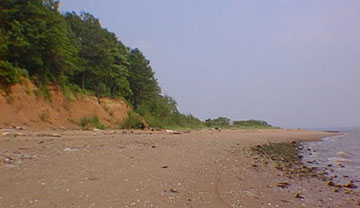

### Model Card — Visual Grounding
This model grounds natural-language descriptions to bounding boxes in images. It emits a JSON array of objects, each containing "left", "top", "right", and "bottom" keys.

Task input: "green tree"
[
  {"left": 127, "top": 48, "right": 160, "bottom": 108},
  {"left": 64, "top": 12, "right": 132, "bottom": 97},
  {"left": 0, "top": 0, "right": 78, "bottom": 83},
  {"left": 205, "top": 117, "right": 231, "bottom": 127}
]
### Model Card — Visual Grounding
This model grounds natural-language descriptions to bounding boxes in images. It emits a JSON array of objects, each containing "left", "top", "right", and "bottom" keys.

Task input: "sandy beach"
[{"left": 0, "top": 129, "right": 359, "bottom": 208}]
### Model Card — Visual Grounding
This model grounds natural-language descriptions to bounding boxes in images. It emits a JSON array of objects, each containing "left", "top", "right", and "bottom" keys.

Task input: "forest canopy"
[{"left": 0, "top": 0, "right": 203, "bottom": 128}]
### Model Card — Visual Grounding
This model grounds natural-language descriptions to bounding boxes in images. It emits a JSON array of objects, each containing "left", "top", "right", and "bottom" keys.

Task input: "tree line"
[
  {"left": 0, "top": 0, "right": 273, "bottom": 129},
  {"left": 0, "top": 0, "right": 202, "bottom": 128}
]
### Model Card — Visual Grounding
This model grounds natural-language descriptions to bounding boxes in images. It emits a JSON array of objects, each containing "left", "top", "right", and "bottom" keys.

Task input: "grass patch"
[
  {"left": 80, "top": 115, "right": 105, "bottom": 130},
  {"left": 119, "top": 111, "right": 145, "bottom": 129},
  {"left": 60, "top": 84, "right": 94, "bottom": 101},
  {"left": 34, "top": 84, "right": 51, "bottom": 101},
  {"left": 39, "top": 112, "right": 49, "bottom": 121}
]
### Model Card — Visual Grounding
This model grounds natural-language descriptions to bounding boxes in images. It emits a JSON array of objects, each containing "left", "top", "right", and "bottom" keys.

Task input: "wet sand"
[{"left": 0, "top": 129, "right": 359, "bottom": 208}]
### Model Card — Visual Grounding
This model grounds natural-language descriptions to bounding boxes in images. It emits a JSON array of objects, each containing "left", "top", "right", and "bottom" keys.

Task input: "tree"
[
  {"left": 0, "top": 0, "right": 78, "bottom": 83},
  {"left": 127, "top": 48, "right": 160, "bottom": 108},
  {"left": 205, "top": 117, "right": 231, "bottom": 127},
  {"left": 64, "top": 12, "right": 132, "bottom": 97}
]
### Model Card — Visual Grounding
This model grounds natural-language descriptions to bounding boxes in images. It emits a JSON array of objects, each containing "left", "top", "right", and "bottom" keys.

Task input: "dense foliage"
[
  {"left": 0, "top": 0, "right": 202, "bottom": 128},
  {"left": 204, "top": 117, "right": 231, "bottom": 127},
  {"left": 205, "top": 117, "right": 273, "bottom": 128},
  {"left": 232, "top": 120, "right": 272, "bottom": 128}
]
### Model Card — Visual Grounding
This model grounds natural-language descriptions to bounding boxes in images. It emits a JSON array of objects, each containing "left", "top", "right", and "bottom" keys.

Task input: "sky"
[{"left": 59, "top": 0, "right": 360, "bottom": 129}]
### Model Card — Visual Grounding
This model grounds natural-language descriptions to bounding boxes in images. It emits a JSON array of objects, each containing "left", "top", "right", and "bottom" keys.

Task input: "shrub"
[
  {"left": 34, "top": 84, "right": 51, "bottom": 101},
  {"left": 0, "top": 61, "right": 26, "bottom": 85},
  {"left": 39, "top": 112, "right": 49, "bottom": 121},
  {"left": 120, "top": 111, "right": 145, "bottom": 129},
  {"left": 204, "top": 117, "right": 231, "bottom": 127},
  {"left": 232, "top": 120, "right": 272, "bottom": 128},
  {"left": 80, "top": 115, "right": 105, "bottom": 129}
]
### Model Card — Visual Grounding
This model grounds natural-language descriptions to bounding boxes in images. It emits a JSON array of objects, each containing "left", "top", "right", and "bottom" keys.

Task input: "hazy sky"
[{"left": 59, "top": 0, "right": 360, "bottom": 129}]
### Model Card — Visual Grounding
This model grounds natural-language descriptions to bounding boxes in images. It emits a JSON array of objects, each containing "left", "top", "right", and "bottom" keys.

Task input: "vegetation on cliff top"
[{"left": 0, "top": 0, "right": 273, "bottom": 129}]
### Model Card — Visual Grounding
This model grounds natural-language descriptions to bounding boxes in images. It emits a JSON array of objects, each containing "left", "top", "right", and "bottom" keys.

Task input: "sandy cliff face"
[{"left": 0, "top": 80, "right": 130, "bottom": 129}]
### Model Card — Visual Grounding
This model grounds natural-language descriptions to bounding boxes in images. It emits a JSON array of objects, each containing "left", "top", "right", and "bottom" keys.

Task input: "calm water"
[{"left": 301, "top": 130, "right": 360, "bottom": 186}]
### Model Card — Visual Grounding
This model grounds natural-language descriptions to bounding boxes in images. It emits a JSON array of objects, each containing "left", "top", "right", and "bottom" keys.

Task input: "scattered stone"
[
  {"left": 4, "top": 157, "right": 15, "bottom": 164},
  {"left": 329, "top": 181, "right": 342, "bottom": 188},
  {"left": 343, "top": 181, "right": 358, "bottom": 189},
  {"left": 276, "top": 182, "right": 290, "bottom": 188},
  {"left": 294, "top": 193, "right": 304, "bottom": 199},
  {"left": 169, "top": 188, "right": 178, "bottom": 193},
  {"left": 162, "top": 166, "right": 168, "bottom": 169},
  {"left": 15, "top": 126, "right": 25, "bottom": 130},
  {"left": 151, "top": 146, "right": 156, "bottom": 148}
]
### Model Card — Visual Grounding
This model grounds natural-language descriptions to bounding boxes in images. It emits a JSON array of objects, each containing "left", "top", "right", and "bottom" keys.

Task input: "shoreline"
[
  {"left": 1, "top": 128, "right": 359, "bottom": 207},
  {"left": 300, "top": 132, "right": 360, "bottom": 189}
]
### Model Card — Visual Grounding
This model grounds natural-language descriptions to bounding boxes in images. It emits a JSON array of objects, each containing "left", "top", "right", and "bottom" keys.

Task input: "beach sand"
[{"left": 0, "top": 129, "right": 359, "bottom": 207}]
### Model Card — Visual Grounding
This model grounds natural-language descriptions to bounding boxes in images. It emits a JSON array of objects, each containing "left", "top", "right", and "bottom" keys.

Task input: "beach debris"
[
  {"left": 165, "top": 130, "right": 174, "bottom": 133},
  {"left": 1, "top": 132, "right": 26, "bottom": 137},
  {"left": 169, "top": 188, "right": 178, "bottom": 193},
  {"left": 294, "top": 193, "right": 305, "bottom": 199},
  {"left": 38, "top": 133, "right": 61, "bottom": 137},
  {"left": 344, "top": 190, "right": 351, "bottom": 194},
  {"left": 64, "top": 147, "right": 78, "bottom": 152},
  {"left": 327, "top": 181, "right": 342, "bottom": 188},
  {"left": 4, "top": 157, "right": 15, "bottom": 164},
  {"left": 343, "top": 181, "right": 358, "bottom": 189},
  {"left": 276, "top": 182, "right": 290, "bottom": 188},
  {"left": 14, "top": 126, "right": 25, "bottom": 130}
]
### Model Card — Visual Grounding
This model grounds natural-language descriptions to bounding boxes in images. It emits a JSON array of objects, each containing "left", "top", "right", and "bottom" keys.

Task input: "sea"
[{"left": 301, "top": 129, "right": 360, "bottom": 187}]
